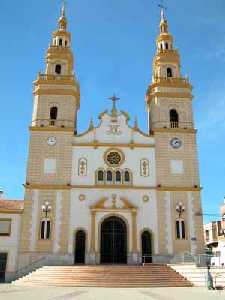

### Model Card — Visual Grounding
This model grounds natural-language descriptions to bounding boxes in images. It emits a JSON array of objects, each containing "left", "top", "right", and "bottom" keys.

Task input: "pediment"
[
  {"left": 74, "top": 109, "right": 154, "bottom": 145},
  {"left": 90, "top": 195, "right": 137, "bottom": 211}
]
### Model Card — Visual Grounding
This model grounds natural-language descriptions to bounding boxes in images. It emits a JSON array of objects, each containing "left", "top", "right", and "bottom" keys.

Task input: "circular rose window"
[{"left": 104, "top": 149, "right": 124, "bottom": 167}]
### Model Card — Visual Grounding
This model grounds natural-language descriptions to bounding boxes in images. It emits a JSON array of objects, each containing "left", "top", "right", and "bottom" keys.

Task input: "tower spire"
[{"left": 58, "top": 1, "right": 67, "bottom": 31}]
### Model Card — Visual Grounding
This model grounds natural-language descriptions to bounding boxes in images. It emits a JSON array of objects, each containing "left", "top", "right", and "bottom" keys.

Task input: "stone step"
[{"left": 14, "top": 265, "right": 192, "bottom": 288}]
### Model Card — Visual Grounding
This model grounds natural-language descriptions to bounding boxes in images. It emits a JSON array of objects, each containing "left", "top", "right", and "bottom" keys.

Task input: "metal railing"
[
  {"left": 152, "top": 76, "right": 190, "bottom": 85},
  {"left": 31, "top": 118, "right": 74, "bottom": 128},
  {"left": 151, "top": 121, "right": 194, "bottom": 129},
  {"left": 37, "top": 74, "right": 75, "bottom": 81}
]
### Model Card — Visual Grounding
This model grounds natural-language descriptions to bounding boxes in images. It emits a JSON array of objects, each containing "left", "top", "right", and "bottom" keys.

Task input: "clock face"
[
  {"left": 47, "top": 136, "right": 56, "bottom": 146},
  {"left": 170, "top": 138, "right": 182, "bottom": 149}
]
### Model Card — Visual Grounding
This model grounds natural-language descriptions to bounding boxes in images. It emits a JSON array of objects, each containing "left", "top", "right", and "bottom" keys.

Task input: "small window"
[
  {"left": 50, "top": 106, "right": 58, "bottom": 120},
  {"left": 165, "top": 42, "right": 168, "bottom": 50},
  {"left": 106, "top": 170, "right": 113, "bottom": 183},
  {"left": 65, "top": 40, "right": 68, "bottom": 47},
  {"left": 170, "top": 109, "right": 179, "bottom": 128},
  {"left": 0, "top": 219, "right": 11, "bottom": 236},
  {"left": 167, "top": 67, "right": 173, "bottom": 77},
  {"left": 40, "top": 219, "right": 51, "bottom": 240},
  {"left": 115, "top": 170, "right": 122, "bottom": 183},
  {"left": 97, "top": 170, "right": 104, "bottom": 182},
  {"left": 59, "top": 38, "right": 63, "bottom": 46},
  {"left": 124, "top": 170, "right": 131, "bottom": 183},
  {"left": 176, "top": 220, "right": 185, "bottom": 239},
  {"left": 55, "top": 64, "right": 62, "bottom": 75}
]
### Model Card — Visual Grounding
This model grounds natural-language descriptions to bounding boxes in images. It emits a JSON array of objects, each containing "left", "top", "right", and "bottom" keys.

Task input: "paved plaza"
[{"left": 0, "top": 285, "right": 224, "bottom": 300}]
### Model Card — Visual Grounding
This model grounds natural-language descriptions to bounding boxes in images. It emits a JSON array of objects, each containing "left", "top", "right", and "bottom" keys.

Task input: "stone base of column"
[{"left": 127, "top": 252, "right": 141, "bottom": 265}]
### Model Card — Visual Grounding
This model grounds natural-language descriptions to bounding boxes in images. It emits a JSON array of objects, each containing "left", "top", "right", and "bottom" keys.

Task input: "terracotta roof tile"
[{"left": 0, "top": 199, "right": 24, "bottom": 211}]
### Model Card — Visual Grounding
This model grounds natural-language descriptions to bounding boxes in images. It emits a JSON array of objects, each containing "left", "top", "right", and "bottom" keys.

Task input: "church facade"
[{"left": 18, "top": 6, "right": 204, "bottom": 268}]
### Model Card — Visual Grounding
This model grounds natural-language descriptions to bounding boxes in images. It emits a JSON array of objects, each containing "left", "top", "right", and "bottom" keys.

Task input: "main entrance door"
[{"left": 100, "top": 216, "right": 127, "bottom": 264}]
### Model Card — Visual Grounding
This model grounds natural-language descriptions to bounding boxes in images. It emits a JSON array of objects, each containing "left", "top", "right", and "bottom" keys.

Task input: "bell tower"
[
  {"left": 146, "top": 8, "right": 204, "bottom": 256},
  {"left": 19, "top": 5, "right": 80, "bottom": 266},
  {"left": 32, "top": 4, "right": 80, "bottom": 132}
]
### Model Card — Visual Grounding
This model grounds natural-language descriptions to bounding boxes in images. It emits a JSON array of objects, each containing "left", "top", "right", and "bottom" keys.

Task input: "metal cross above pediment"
[{"left": 108, "top": 94, "right": 120, "bottom": 112}]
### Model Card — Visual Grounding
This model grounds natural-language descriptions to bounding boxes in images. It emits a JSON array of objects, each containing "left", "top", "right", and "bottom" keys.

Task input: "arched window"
[
  {"left": 97, "top": 170, "right": 104, "bottom": 183},
  {"left": 40, "top": 219, "right": 51, "bottom": 240},
  {"left": 167, "top": 67, "right": 173, "bottom": 78},
  {"left": 65, "top": 40, "right": 68, "bottom": 47},
  {"left": 115, "top": 170, "right": 122, "bottom": 183},
  {"left": 170, "top": 109, "right": 179, "bottom": 128},
  {"left": 106, "top": 170, "right": 113, "bottom": 183},
  {"left": 176, "top": 219, "right": 185, "bottom": 239},
  {"left": 160, "top": 43, "right": 163, "bottom": 50},
  {"left": 124, "top": 170, "right": 131, "bottom": 184},
  {"left": 59, "top": 38, "right": 63, "bottom": 46},
  {"left": 165, "top": 42, "right": 169, "bottom": 50},
  {"left": 55, "top": 64, "right": 62, "bottom": 75},
  {"left": 50, "top": 106, "right": 58, "bottom": 120}
]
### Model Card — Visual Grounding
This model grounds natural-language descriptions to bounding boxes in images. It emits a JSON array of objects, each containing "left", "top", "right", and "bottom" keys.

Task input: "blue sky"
[{"left": 0, "top": 0, "right": 224, "bottom": 223}]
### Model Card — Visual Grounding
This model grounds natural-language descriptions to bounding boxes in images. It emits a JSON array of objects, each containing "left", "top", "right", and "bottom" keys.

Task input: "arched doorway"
[
  {"left": 74, "top": 230, "right": 86, "bottom": 264},
  {"left": 100, "top": 216, "right": 127, "bottom": 264},
  {"left": 141, "top": 231, "right": 152, "bottom": 263}
]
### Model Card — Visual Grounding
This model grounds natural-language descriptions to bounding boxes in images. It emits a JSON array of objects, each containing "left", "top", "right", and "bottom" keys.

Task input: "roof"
[{"left": 0, "top": 199, "right": 24, "bottom": 214}]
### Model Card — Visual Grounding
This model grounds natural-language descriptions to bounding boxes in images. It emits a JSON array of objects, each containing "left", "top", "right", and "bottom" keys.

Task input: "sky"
[{"left": 0, "top": 0, "right": 224, "bottom": 223}]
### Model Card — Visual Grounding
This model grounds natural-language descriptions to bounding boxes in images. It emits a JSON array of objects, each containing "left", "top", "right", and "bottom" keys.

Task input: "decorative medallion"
[
  {"left": 143, "top": 195, "right": 150, "bottom": 203},
  {"left": 140, "top": 159, "right": 150, "bottom": 177},
  {"left": 104, "top": 149, "right": 125, "bottom": 167},
  {"left": 78, "top": 158, "right": 87, "bottom": 176},
  {"left": 79, "top": 194, "right": 86, "bottom": 201},
  {"left": 47, "top": 136, "right": 56, "bottom": 146},
  {"left": 170, "top": 138, "right": 182, "bottom": 149}
]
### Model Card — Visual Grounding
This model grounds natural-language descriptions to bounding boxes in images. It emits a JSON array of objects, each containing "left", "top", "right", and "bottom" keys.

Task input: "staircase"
[
  {"left": 170, "top": 264, "right": 225, "bottom": 287},
  {"left": 13, "top": 265, "right": 192, "bottom": 288}
]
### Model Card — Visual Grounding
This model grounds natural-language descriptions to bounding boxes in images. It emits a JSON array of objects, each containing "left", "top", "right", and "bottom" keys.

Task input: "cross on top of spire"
[
  {"left": 61, "top": 0, "right": 66, "bottom": 17},
  {"left": 58, "top": 0, "right": 67, "bottom": 31},
  {"left": 158, "top": 1, "right": 167, "bottom": 21}
]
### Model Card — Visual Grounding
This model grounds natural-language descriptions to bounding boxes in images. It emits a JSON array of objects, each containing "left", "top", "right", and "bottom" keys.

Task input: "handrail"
[{"left": 15, "top": 256, "right": 48, "bottom": 278}]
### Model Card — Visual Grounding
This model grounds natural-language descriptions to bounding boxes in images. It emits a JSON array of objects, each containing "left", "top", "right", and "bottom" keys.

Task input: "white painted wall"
[
  {"left": 68, "top": 188, "right": 158, "bottom": 255},
  {"left": 0, "top": 213, "right": 21, "bottom": 277}
]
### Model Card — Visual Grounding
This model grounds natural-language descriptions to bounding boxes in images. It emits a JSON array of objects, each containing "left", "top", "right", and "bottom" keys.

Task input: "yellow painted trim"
[
  {"left": 157, "top": 186, "right": 202, "bottom": 192},
  {"left": 149, "top": 92, "right": 193, "bottom": 99},
  {"left": 24, "top": 184, "right": 71, "bottom": 190},
  {"left": 132, "top": 211, "right": 137, "bottom": 252},
  {"left": 29, "top": 126, "right": 74, "bottom": 132},
  {"left": 24, "top": 184, "right": 201, "bottom": 192},
  {"left": 0, "top": 209, "right": 23, "bottom": 214},
  {"left": 72, "top": 142, "right": 155, "bottom": 148},
  {"left": 90, "top": 212, "right": 96, "bottom": 252},
  {"left": 153, "top": 127, "right": 197, "bottom": 134},
  {"left": 33, "top": 88, "right": 79, "bottom": 98}
]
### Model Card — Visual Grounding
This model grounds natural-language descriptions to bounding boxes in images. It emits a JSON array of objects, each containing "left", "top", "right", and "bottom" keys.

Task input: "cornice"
[
  {"left": 29, "top": 126, "right": 74, "bottom": 132},
  {"left": 24, "top": 183, "right": 201, "bottom": 192},
  {"left": 153, "top": 127, "right": 197, "bottom": 134},
  {"left": 72, "top": 142, "right": 155, "bottom": 148}
]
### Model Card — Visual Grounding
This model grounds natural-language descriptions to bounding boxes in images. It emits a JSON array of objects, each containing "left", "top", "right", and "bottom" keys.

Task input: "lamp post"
[
  {"left": 41, "top": 201, "right": 52, "bottom": 218},
  {"left": 176, "top": 202, "right": 185, "bottom": 218}
]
